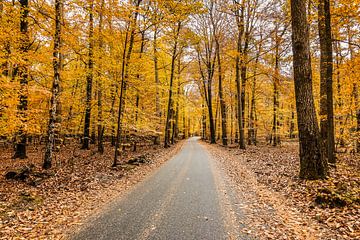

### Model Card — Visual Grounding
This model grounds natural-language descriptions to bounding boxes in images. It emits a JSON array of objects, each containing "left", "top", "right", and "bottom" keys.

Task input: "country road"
[{"left": 71, "top": 137, "right": 246, "bottom": 240}]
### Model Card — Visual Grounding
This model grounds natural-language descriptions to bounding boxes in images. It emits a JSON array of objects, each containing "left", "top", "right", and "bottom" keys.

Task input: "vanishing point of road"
[{"left": 72, "top": 137, "right": 246, "bottom": 240}]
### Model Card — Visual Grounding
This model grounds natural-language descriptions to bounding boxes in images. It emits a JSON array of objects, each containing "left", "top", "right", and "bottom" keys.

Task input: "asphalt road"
[{"left": 72, "top": 137, "right": 244, "bottom": 240}]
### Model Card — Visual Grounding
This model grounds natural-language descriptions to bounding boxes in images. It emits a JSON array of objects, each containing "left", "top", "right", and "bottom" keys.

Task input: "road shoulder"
[{"left": 203, "top": 142, "right": 332, "bottom": 240}]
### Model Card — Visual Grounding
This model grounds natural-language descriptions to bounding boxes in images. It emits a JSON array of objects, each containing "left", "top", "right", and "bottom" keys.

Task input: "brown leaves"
[
  {"left": 205, "top": 142, "right": 360, "bottom": 240},
  {"left": 0, "top": 141, "right": 184, "bottom": 239}
]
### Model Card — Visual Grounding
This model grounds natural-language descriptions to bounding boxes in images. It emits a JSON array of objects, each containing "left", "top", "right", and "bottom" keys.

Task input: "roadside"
[
  {"left": 204, "top": 142, "right": 360, "bottom": 240},
  {"left": 0, "top": 141, "right": 184, "bottom": 239}
]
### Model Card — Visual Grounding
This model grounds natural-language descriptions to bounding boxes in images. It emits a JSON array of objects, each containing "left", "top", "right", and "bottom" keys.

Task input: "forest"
[{"left": 0, "top": 0, "right": 359, "bottom": 239}]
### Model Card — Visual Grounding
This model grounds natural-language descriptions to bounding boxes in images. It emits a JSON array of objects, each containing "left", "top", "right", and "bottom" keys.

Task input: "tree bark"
[
  {"left": 43, "top": 0, "right": 62, "bottom": 169},
  {"left": 272, "top": 31, "right": 281, "bottom": 146},
  {"left": 14, "top": 0, "right": 30, "bottom": 159},
  {"left": 234, "top": 0, "right": 246, "bottom": 149},
  {"left": 154, "top": 24, "right": 161, "bottom": 139},
  {"left": 113, "top": 0, "right": 141, "bottom": 166},
  {"left": 97, "top": 0, "right": 105, "bottom": 154},
  {"left": 164, "top": 22, "right": 181, "bottom": 148},
  {"left": 216, "top": 40, "right": 227, "bottom": 146},
  {"left": 318, "top": 0, "right": 335, "bottom": 164},
  {"left": 290, "top": 0, "right": 327, "bottom": 179},
  {"left": 81, "top": 0, "right": 94, "bottom": 150}
]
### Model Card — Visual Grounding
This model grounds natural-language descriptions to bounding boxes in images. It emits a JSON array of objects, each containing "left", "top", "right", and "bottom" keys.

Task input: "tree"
[
  {"left": 82, "top": 0, "right": 95, "bottom": 150},
  {"left": 113, "top": 0, "right": 142, "bottom": 166},
  {"left": 318, "top": 0, "right": 335, "bottom": 164},
  {"left": 290, "top": 0, "right": 327, "bottom": 179},
  {"left": 234, "top": 0, "right": 246, "bottom": 149},
  {"left": 164, "top": 21, "right": 181, "bottom": 148},
  {"left": 43, "top": 0, "right": 62, "bottom": 169},
  {"left": 97, "top": 0, "right": 105, "bottom": 154},
  {"left": 14, "top": 0, "right": 30, "bottom": 159}
]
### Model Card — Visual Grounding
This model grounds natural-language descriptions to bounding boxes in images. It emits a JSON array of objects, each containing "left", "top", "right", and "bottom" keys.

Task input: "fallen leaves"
[
  {"left": 205, "top": 142, "right": 360, "bottom": 240},
  {"left": 0, "top": 141, "right": 184, "bottom": 239}
]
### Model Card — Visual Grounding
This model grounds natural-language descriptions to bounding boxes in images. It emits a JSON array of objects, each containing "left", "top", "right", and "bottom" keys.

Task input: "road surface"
[{"left": 72, "top": 137, "right": 246, "bottom": 240}]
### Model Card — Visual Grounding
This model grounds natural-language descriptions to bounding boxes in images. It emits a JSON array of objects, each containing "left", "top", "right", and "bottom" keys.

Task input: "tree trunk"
[
  {"left": 97, "top": 0, "right": 105, "bottom": 154},
  {"left": 248, "top": 35, "right": 262, "bottom": 146},
  {"left": 110, "top": 79, "right": 118, "bottom": 147},
  {"left": 289, "top": 106, "right": 296, "bottom": 139},
  {"left": 164, "top": 22, "right": 181, "bottom": 148},
  {"left": 172, "top": 68, "right": 180, "bottom": 143},
  {"left": 216, "top": 41, "right": 227, "bottom": 146},
  {"left": 43, "top": 0, "right": 62, "bottom": 169},
  {"left": 334, "top": 38, "right": 344, "bottom": 148},
  {"left": 318, "top": 0, "right": 335, "bottom": 164},
  {"left": 113, "top": 0, "right": 141, "bottom": 166},
  {"left": 134, "top": 30, "right": 145, "bottom": 131},
  {"left": 81, "top": 0, "right": 94, "bottom": 150},
  {"left": 240, "top": 33, "right": 249, "bottom": 139},
  {"left": 272, "top": 35, "right": 281, "bottom": 147},
  {"left": 234, "top": 0, "right": 245, "bottom": 149},
  {"left": 154, "top": 25, "right": 161, "bottom": 138},
  {"left": 208, "top": 76, "right": 216, "bottom": 143},
  {"left": 290, "top": 0, "right": 327, "bottom": 179},
  {"left": 14, "top": 0, "right": 30, "bottom": 159}
]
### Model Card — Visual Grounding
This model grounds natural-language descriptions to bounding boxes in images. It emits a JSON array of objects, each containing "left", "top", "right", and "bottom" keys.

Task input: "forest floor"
[
  {"left": 0, "top": 141, "right": 184, "bottom": 239},
  {"left": 205, "top": 141, "right": 360, "bottom": 240}
]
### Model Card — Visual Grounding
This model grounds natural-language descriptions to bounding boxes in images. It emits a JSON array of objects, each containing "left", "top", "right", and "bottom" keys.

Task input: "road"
[{"left": 72, "top": 137, "right": 245, "bottom": 240}]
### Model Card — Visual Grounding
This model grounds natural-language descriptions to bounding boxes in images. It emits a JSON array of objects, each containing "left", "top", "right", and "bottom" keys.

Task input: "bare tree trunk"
[
  {"left": 14, "top": 0, "right": 30, "bottom": 159},
  {"left": 290, "top": 0, "right": 327, "bottom": 179},
  {"left": 318, "top": 0, "right": 335, "bottom": 164},
  {"left": 81, "top": 0, "right": 94, "bottom": 150},
  {"left": 43, "top": 0, "right": 62, "bottom": 169}
]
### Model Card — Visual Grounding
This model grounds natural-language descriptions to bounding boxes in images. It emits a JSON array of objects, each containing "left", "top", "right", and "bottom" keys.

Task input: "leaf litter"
[
  {"left": 204, "top": 142, "right": 359, "bottom": 240},
  {"left": 0, "top": 141, "right": 184, "bottom": 239}
]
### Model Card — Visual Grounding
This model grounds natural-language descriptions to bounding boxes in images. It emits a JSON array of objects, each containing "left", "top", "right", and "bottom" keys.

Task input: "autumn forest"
[{"left": 0, "top": 0, "right": 359, "bottom": 239}]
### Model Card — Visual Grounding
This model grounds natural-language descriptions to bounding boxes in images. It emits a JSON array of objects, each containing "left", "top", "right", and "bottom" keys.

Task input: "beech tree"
[
  {"left": 14, "top": 0, "right": 30, "bottom": 159},
  {"left": 82, "top": 0, "right": 95, "bottom": 150},
  {"left": 43, "top": 0, "right": 62, "bottom": 169},
  {"left": 318, "top": 0, "right": 335, "bottom": 164},
  {"left": 290, "top": 0, "right": 327, "bottom": 179},
  {"left": 0, "top": 0, "right": 358, "bottom": 173}
]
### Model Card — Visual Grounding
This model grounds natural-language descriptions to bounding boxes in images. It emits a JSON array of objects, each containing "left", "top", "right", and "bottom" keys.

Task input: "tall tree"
[
  {"left": 234, "top": 0, "right": 246, "bottom": 149},
  {"left": 43, "top": 0, "right": 62, "bottom": 169},
  {"left": 164, "top": 21, "right": 181, "bottom": 148},
  {"left": 81, "top": 0, "right": 95, "bottom": 150},
  {"left": 113, "top": 0, "right": 142, "bottom": 166},
  {"left": 318, "top": 0, "right": 335, "bottom": 164},
  {"left": 14, "top": 0, "right": 30, "bottom": 159},
  {"left": 290, "top": 0, "right": 327, "bottom": 179},
  {"left": 97, "top": 0, "right": 105, "bottom": 154},
  {"left": 211, "top": 0, "right": 227, "bottom": 146}
]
